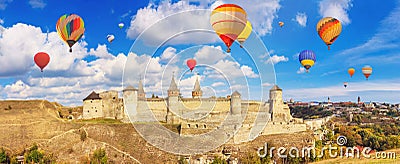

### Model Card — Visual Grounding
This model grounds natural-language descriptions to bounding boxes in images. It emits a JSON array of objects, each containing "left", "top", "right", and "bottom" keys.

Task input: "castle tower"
[
  {"left": 357, "top": 96, "right": 361, "bottom": 104},
  {"left": 122, "top": 85, "right": 138, "bottom": 120},
  {"left": 230, "top": 91, "right": 241, "bottom": 115},
  {"left": 192, "top": 76, "right": 202, "bottom": 98},
  {"left": 138, "top": 80, "right": 146, "bottom": 101},
  {"left": 167, "top": 73, "right": 180, "bottom": 123},
  {"left": 328, "top": 97, "right": 331, "bottom": 103},
  {"left": 269, "top": 85, "right": 292, "bottom": 122}
]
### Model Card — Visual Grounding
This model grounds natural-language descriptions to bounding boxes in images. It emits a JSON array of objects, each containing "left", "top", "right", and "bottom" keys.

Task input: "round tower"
[{"left": 230, "top": 91, "right": 241, "bottom": 115}]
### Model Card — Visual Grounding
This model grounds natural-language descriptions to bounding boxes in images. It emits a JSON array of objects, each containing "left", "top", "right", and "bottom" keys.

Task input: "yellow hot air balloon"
[
  {"left": 237, "top": 21, "right": 252, "bottom": 48},
  {"left": 210, "top": 4, "right": 247, "bottom": 53},
  {"left": 316, "top": 17, "right": 342, "bottom": 50}
]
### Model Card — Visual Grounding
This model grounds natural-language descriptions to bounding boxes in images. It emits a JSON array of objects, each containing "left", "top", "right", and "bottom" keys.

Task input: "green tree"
[
  {"left": 211, "top": 156, "right": 227, "bottom": 164},
  {"left": 0, "top": 148, "right": 8, "bottom": 163},
  {"left": 91, "top": 148, "right": 107, "bottom": 164},
  {"left": 25, "top": 144, "right": 44, "bottom": 163}
]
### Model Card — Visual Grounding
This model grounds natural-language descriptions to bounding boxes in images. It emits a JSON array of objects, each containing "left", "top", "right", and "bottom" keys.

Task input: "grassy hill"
[{"left": 0, "top": 100, "right": 317, "bottom": 163}]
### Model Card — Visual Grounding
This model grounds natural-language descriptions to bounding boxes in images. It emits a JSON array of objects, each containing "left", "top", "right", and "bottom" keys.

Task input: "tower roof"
[
  {"left": 83, "top": 91, "right": 101, "bottom": 101},
  {"left": 123, "top": 85, "right": 137, "bottom": 92},
  {"left": 232, "top": 91, "right": 241, "bottom": 96},
  {"left": 193, "top": 76, "right": 201, "bottom": 92},
  {"left": 270, "top": 85, "right": 282, "bottom": 91},
  {"left": 168, "top": 73, "right": 179, "bottom": 91},
  {"left": 138, "top": 80, "right": 145, "bottom": 94}
]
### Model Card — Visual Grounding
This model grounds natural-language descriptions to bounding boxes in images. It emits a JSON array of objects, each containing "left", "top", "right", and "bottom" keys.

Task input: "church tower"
[
  {"left": 192, "top": 76, "right": 202, "bottom": 98},
  {"left": 138, "top": 80, "right": 146, "bottom": 101},
  {"left": 167, "top": 73, "right": 180, "bottom": 123}
]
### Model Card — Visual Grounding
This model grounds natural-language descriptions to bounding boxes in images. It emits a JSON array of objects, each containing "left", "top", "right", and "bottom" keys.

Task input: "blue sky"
[{"left": 0, "top": 0, "right": 399, "bottom": 105}]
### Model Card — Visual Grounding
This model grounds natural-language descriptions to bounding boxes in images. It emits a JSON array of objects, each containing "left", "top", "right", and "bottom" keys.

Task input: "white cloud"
[
  {"left": 0, "top": 18, "right": 3, "bottom": 24},
  {"left": 319, "top": 0, "right": 352, "bottom": 25},
  {"left": 128, "top": 0, "right": 281, "bottom": 45},
  {"left": 266, "top": 55, "right": 288, "bottom": 64},
  {"left": 240, "top": 65, "right": 259, "bottom": 78},
  {"left": 0, "top": 0, "right": 12, "bottom": 10},
  {"left": 211, "top": 82, "right": 225, "bottom": 87},
  {"left": 296, "top": 67, "right": 306, "bottom": 74},
  {"left": 294, "top": 12, "right": 307, "bottom": 27},
  {"left": 262, "top": 82, "right": 273, "bottom": 87},
  {"left": 194, "top": 45, "right": 226, "bottom": 65},
  {"left": 127, "top": 1, "right": 219, "bottom": 45},
  {"left": 29, "top": 0, "right": 46, "bottom": 9},
  {"left": 160, "top": 47, "right": 179, "bottom": 64}
]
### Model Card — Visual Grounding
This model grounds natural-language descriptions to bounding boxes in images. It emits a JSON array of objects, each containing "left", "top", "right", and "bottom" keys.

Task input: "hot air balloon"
[
  {"left": 107, "top": 35, "right": 115, "bottom": 43},
  {"left": 118, "top": 22, "right": 124, "bottom": 29},
  {"left": 210, "top": 4, "right": 247, "bottom": 53},
  {"left": 316, "top": 17, "right": 342, "bottom": 50},
  {"left": 237, "top": 21, "right": 252, "bottom": 48},
  {"left": 343, "top": 82, "right": 348, "bottom": 88},
  {"left": 299, "top": 50, "right": 316, "bottom": 72},
  {"left": 348, "top": 68, "right": 355, "bottom": 78},
  {"left": 56, "top": 14, "right": 85, "bottom": 53},
  {"left": 362, "top": 65, "right": 372, "bottom": 80},
  {"left": 279, "top": 21, "right": 284, "bottom": 27},
  {"left": 34, "top": 52, "right": 50, "bottom": 72},
  {"left": 187, "top": 59, "right": 196, "bottom": 72}
]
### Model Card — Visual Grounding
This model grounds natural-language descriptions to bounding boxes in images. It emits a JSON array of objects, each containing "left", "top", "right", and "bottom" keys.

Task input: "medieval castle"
[{"left": 82, "top": 75, "right": 308, "bottom": 143}]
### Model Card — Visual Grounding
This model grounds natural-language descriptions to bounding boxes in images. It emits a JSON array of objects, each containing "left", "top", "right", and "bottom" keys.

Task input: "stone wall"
[
  {"left": 261, "top": 122, "right": 307, "bottom": 135},
  {"left": 82, "top": 99, "right": 103, "bottom": 119}
]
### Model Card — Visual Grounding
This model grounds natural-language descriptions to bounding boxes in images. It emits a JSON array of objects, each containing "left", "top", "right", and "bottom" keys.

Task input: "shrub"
[{"left": 91, "top": 148, "right": 107, "bottom": 164}]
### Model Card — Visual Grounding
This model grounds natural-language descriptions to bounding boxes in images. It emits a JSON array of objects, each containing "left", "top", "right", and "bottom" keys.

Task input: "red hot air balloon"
[
  {"left": 34, "top": 52, "right": 50, "bottom": 72},
  {"left": 187, "top": 59, "right": 196, "bottom": 72}
]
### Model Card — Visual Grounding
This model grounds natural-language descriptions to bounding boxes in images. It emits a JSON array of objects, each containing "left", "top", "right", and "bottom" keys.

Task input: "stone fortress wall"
[{"left": 82, "top": 75, "right": 315, "bottom": 144}]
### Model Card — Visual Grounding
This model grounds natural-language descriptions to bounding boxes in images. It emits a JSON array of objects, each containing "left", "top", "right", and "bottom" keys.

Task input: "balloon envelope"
[
  {"left": 316, "top": 17, "right": 342, "bottom": 50},
  {"left": 237, "top": 21, "right": 252, "bottom": 48},
  {"left": 348, "top": 68, "right": 355, "bottom": 77},
  {"left": 279, "top": 21, "right": 284, "bottom": 27},
  {"left": 56, "top": 14, "right": 85, "bottom": 52},
  {"left": 118, "top": 23, "right": 124, "bottom": 29},
  {"left": 299, "top": 50, "right": 316, "bottom": 72},
  {"left": 107, "top": 34, "right": 115, "bottom": 43},
  {"left": 362, "top": 65, "right": 372, "bottom": 80},
  {"left": 210, "top": 4, "right": 247, "bottom": 53},
  {"left": 186, "top": 59, "right": 196, "bottom": 72},
  {"left": 34, "top": 52, "right": 50, "bottom": 72}
]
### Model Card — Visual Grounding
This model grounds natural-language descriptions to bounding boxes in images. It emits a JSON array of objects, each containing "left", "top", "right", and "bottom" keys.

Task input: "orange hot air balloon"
[
  {"left": 187, "top": 59, "right": 196, "bottom": 72},
  {"left": 34, "top": 52, "right": 50, "bottom": 72},
  {"left": 362, "top": 65, "right": 372, "bottom": 80},
  {"left": 348, "top": 68, "right": 355, "bottom": 77},
  {"left": 316, "top": 17, "right": 342, "bottom": 50},
  {"left": 210, "top": 4, "right": 247, "bottom": 53}
]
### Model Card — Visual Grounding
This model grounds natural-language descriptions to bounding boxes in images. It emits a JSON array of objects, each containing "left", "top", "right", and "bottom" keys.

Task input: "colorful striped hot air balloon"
[
  {"left": 316, "top": 17, "right": 342, "bottom": 50},
  {"left": 348, "top": 67, "right": 355, "bottom": 77},
  {"left": 279, "top": 21, "right": 284, "bottom": 27},
  {"left": 362, "top": 65, "right": 373, "bottom": 80},
  {"left": 210, "top": 4, "right": 247, "bottom": 53},
  {"left": 237, "top": 21, "right": 252, "bottom": 48},
  {"left": 56, "top": 14, "right": 85, "bottom": 53},
  {"left": 299, "top": 50, "right": 316, "bottom": 72}
]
